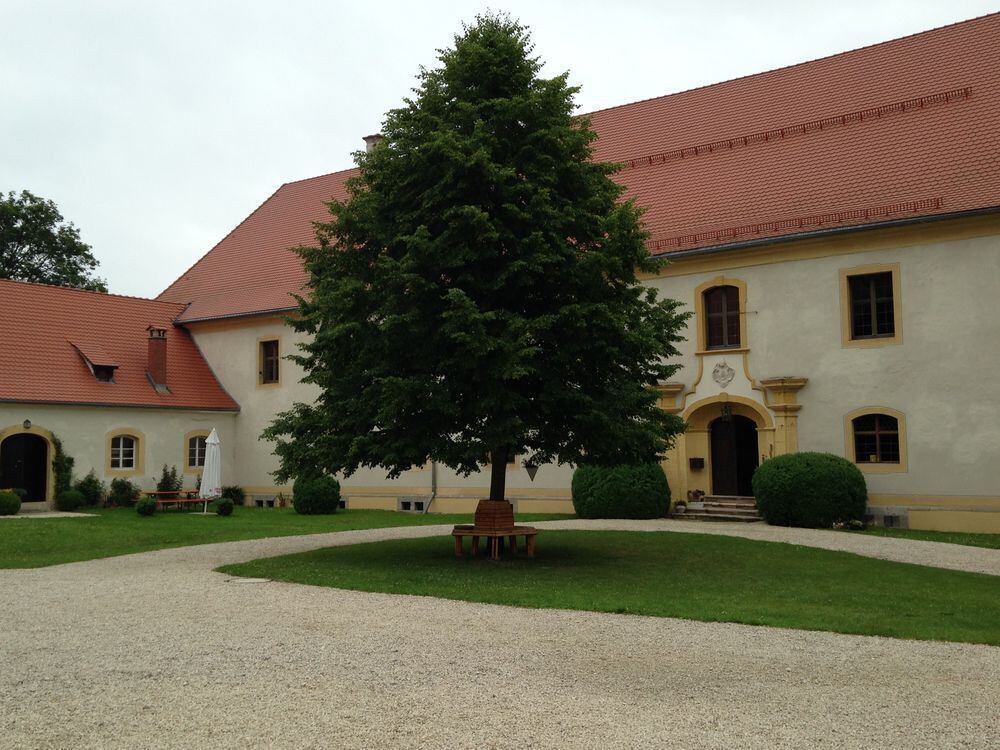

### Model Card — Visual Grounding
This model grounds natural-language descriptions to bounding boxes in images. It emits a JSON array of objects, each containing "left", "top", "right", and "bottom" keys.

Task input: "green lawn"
[
  {"left": 221, "top": 530, "right": 1000, "bottom": 645},
  {"left": 859, "top": 527, "right": 1000, "bottom": 550},
  {"left": 0, "top": 507, "right": 571, "bottom": 569}
]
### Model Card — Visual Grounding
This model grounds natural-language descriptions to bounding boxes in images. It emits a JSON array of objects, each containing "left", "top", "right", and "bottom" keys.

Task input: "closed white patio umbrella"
[{"left": 198, "top": 428, "right": 222, "bottom": 514}]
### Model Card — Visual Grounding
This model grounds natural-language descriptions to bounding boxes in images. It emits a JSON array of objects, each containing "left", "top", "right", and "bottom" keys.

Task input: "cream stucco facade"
[
  {"left": 0, "top": 403, "right": 237, "bottom": 510},
  {"left": 646, "top": 214, "right": 1000, "bottom": 529},
  {"left": 185, "top": 315, "right": 577, "bottom": 514},
  {"left": 170, "top": 214, "right": 1000, "bottom": 531},
  {"left": 5, "top": 216, "right": 998, "bottom": 531}
]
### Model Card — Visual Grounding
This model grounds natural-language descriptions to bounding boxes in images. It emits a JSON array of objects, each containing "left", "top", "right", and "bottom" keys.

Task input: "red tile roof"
[
  {"left": 159, "top": 170, "right": 356, "bottom": 322},
  {"left": 160, "top": 13, "right": 1000, "bottom": 321},
  {"left": 0, "top": 280, "right": 239, "bottom": 411}
]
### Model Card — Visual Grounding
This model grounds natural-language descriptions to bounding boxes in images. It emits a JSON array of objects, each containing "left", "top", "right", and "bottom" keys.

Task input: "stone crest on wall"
[{"left": 712, "top": 361, "right": 735, "bottom": 388}]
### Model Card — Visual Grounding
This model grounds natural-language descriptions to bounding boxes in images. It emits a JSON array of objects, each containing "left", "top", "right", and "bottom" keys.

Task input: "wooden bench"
[
  {"left": 143, "top": 489, "right": 202, "bottom": 510},
  {"left": 452, "top": 524, "right": 538, "bottom": 560}
]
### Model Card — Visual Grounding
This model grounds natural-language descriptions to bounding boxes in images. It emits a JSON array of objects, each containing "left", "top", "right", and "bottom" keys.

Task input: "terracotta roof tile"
[
  {"left": 159, "top": 169, "right": 356, "bottom": 322},
  {"left": 0, "top": 280, "right": 239, "bottom": 411},
  {"left": 70, "top": 341, "right": 118, "bottom": 368},
  {"left": 159, "top": 13, "right": 1000, "bottom": 320}
]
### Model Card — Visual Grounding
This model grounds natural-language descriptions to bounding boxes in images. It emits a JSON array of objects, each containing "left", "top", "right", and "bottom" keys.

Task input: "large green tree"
[
  {"left": 0, "top": 190, "right": 107, "bottom": 291},
  {"left": 265, "top": 15, "right": 689, "bottom": 502}
]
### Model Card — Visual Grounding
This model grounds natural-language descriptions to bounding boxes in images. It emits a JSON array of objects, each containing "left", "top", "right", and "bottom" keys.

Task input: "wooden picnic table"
[{"left": 142, "top": 489, "right": 203, "bottom": 509}]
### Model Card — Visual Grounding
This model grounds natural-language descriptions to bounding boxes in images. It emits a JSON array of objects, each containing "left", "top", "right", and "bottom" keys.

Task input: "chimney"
[
  {"left": 146, "top": 326, "right": 169, "bottom": 392},
  {"left": 363, "top": 133, "right": 384, "bottom": 153}
]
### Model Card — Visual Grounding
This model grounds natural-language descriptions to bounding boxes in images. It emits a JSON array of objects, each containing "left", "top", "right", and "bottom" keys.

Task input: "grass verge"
[
  {"left": 221, "top": 530, "right": 1000, "bottom": 645},
  {"left": 0, "top": 507, "right": 571, "bottom": 569},
  {"left": 859, "top": 527, "right": 1000, "bottom": 550}
]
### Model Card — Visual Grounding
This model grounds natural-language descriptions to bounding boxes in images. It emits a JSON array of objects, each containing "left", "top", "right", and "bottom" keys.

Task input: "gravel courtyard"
[{"left": 2, "top": 520, "right": 998, "bottom": 749}]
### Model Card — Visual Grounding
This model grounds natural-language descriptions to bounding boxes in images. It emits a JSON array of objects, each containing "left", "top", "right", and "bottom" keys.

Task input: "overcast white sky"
[{"left": 2, "top": 0, "right": 996, "bottom": 297}]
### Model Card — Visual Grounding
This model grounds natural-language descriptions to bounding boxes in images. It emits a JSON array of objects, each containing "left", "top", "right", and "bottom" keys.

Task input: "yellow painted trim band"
[
  {"left": 869, "top": 494, "right": 1000, "bottom": 509},
  {"left": 642, "top": 214, "right": 1000, "bottom": 279}
]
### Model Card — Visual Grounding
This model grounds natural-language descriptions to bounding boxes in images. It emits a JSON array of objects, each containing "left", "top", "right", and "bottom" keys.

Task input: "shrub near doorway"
[
  {"left": 571, "top": 464, "right": 671, "bottom": 519},
  {"left": 0, "top": 490, "right": 20, "bottom": 516},
  {"left": 55, "top": 489, "right": 85, "bottom": 512},
  {"left": 752, "top": 452, "right": 867, "bottom": 528}
]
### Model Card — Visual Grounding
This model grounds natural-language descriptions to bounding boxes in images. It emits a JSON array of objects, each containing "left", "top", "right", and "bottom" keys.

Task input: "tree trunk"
[{"left": 489, "top": 446, "right": 508, "bottom": 501}]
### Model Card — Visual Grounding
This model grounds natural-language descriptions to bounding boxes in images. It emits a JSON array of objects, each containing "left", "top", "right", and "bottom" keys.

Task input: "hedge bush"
[
  {"left": 215, "top": 498, "right": 235, "bottom": 517},
  {"left": 220, "top": 486, "right": 245, "bottom": 506},
  {"left": 0, "top": 490, "right": 20, "bottom": 516},
  {"left": 752, "top": 452, "right": 867, "bottom": 528},
  {"left": 55, "top": 488, "right": 85, "bottom": 512},
  {"left": 108, "top": 477, "right": 141, "bottom": 507},
  {"left": 571, "top": 464, "right": 671, "bottom": 519},
  {"left": 156, "top": 464, "right": 183, "bottom": 499},
  {"left": 136, "top": 497, "right": 157, "bottom": 517},
  {"left": 292, "top": 475, "right": 341, "bottom": 515},
  {"left": 74, "top": 471, "right": 106, "bottom": 506},
  {"left": 51, "top": 436, "right": 74, "bottom": 496}
]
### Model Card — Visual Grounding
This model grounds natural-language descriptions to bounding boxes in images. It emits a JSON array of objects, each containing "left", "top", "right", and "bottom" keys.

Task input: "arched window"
[
  {"left": 110, "top": 435, "right": 137, "bottom": 470},
  {"left": 852, "top": 413, "right": 900, "bottom": 464},
  {"left": 704, "top": 285, "right": 741, "bottom": 349},
  {"left": 188, "top": 435, "right": 207, "bottom": 469}
]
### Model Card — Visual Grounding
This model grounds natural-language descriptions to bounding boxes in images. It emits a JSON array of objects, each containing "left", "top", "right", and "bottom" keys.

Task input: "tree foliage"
[
  {"left": 0, "top": 190, "right": 107, "bottom": 291},
  {"left": 264, "top": 14, "right": 689, "bottom": 498}
]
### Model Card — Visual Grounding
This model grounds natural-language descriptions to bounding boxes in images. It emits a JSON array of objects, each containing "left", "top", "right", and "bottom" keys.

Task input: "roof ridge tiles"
[
  {"left": 619, "top": 87, "right": 972, "bottom": 172},
  {"left": 580, "top": 12, "right": 997, "bottom": 119},
  {"left": 282, "top": 165, "right": 361, "bottom": 188},
  {"left": 649, "top": 197, "right": 944, "bottom": 253},
  {"left": 0, "top": 277, "right": 185, "bottom": 309}
]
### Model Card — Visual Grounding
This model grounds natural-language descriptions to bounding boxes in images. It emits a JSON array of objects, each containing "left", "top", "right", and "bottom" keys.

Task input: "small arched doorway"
[
  {"left": 0, "top": 433, "right": 49, "bottom": 502},
  {"left": 710, "top": 414, "right": 759, "bottom": 497}
]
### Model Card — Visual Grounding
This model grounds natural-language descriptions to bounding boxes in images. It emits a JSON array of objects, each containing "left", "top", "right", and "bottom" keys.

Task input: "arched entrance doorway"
[
  {"left": 710, "top": 414, "right": 759, "bottom": 497},
  {"left": 0, "top": 433, "right": 49, "bottom": 502}
]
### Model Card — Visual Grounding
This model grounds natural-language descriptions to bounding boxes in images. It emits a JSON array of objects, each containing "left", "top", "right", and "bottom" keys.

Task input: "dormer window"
[{"left": 71, "top": 342, "right": 119, "bottom": 383}]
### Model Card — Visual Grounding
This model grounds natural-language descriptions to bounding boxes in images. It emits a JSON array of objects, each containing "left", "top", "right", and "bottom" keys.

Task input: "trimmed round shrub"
[
  {"left": 292, "top": 475, "right": 341, "bottom": 515},
  {"left": 74, "top": 471, "right": 106, "bottom": 506},
  {"left": 571, "top": 464, "right": 671, "bottom": 519},
  {"left": 11, "top": 488, "right": 28, "bottom": 502},
  {"left": 55, "top": 488, "right": 85, "bottom": 512},
  {"left": 219, "top": 486, "right": 245, "bottom": 506},
  {"left": 215, "top": 498, "right": 235, "bottom": 517},
  {"left": 136, "top": 497, "right": 157, "bottom": 517},
  {"left": 0, "top": 490, "right": 21, "bottom": 516},
  {"left": 752, "top": 452, "right": 867, "bottom": 528}
]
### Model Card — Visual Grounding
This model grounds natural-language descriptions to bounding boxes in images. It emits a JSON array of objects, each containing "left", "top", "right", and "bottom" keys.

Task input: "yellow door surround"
[{"left": 0, "top": 423, "right": 57, "bottom": 505}]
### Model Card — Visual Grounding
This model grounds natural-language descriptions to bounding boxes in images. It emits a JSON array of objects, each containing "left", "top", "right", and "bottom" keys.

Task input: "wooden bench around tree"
[{"left": 452, "top": 524, "right": 538, "bottom": 560}]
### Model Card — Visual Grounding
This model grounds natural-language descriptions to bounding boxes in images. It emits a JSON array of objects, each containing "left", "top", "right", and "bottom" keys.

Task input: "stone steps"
[{"left": 672, "top": 495, "right": 762, "bottom": 522}]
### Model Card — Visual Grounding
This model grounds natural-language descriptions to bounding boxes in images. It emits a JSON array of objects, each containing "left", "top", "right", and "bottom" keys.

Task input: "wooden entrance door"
[
  {"left": 0, "top": 433, "right": 48, "bottom": 501},
  {"left": 710, "top": 415, "right": 759, "bottom": 496}
]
